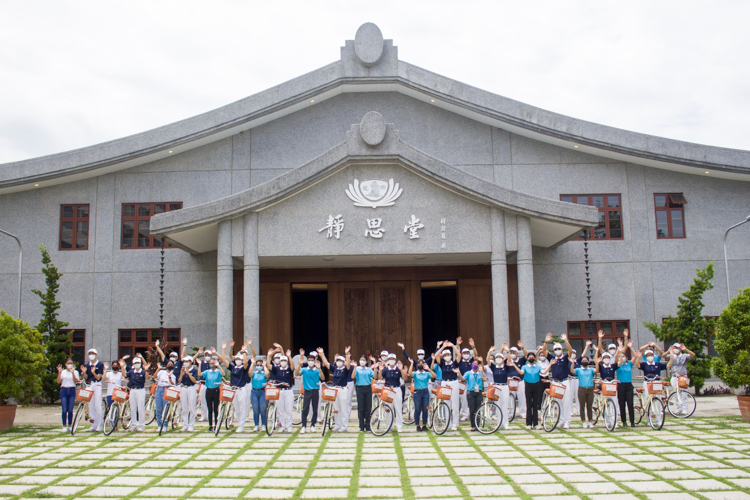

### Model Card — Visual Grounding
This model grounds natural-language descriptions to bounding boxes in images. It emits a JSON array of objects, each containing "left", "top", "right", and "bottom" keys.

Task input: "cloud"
[{"left": 0, "top": 0, "right": 748, "bottom": 163}]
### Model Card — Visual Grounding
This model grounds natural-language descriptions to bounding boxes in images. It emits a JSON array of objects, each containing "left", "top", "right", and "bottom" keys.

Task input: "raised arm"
[
  {"left": 468, "top": 338, "right": 479, "bottom": 359},
  {"left": 155, "top": 339, "right": 165, "bottom": 361},
  {"left": 317, "top": 348, "right": 330, "bottom": 369},
  {"left": 518, "top": 340, "right": 528, "bottom": 357},
  {"left": 597, "top": 330, "right": 605, "bottom": 355},
  {"left": 562, "top": 333, "right": 572, "bottom": 354},
  {"left": 542, "top": 333, "right": 552, "bottom": 358},
  {"left": 681, "top": 343, "right": 696, "bottom": 359},
  {"left": 181, "top": 337, "right": 188, "bottom": 358},
  {"left": 247, "top": 337, "right": 257, "bottom": 358}
]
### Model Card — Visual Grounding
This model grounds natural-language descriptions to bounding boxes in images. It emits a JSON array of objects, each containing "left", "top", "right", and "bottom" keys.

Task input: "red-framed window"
[
  {"left": 654, "top": 193, "right": 686, "bottom": 239},
  {"left": 560, "top": 194, "right": 622, "bottom": 240},
  {"left": 60, "top": 204, "right": 90, "bottom": 250},
  {"left": 567, "top": 320, "right": 630, "bottom": 357},
  {"left": 121, "top": 202, "right": 182, "bottom": 249},
  {"left": 61, "top": 329, "right": 86, "bottom": 365},
  {"left": 118, "top": 329, "right": 180, "bottom": 360}
]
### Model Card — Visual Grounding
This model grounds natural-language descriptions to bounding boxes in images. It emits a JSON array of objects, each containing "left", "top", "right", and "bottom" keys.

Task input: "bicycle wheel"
[
  {"left": 266, "top": 403, "right": 277, "bottom": 436},
  {"left": 508, "top": 393, "right": 517, "bottom": 423},
  {"left": 475, "top": 402, "right": 503, "bottom": 434},
  {"left": 591, "top": 396, "right": 601, "bottom": 425},
  {"left": 633, "top": 395, "right": 645, "bottom": 425},
  {"left": 292, "top": 395, "right": 303, "bottom": 426},
  {"left": 542, "top": 399, "right": 561, "bottom": 432},
  {"left": 172, "top": 401, "right": 182, "bottom": 429},
  {"left": 369, "top": 404, "right": 394, "bottom": 436},
  {"left": 103, "top": 404, "right": 119, "bottom": 436},
  {"left": 121, "top": 403, "right": 131, "bottom": 430},
  {"left": 648, "top": 397, "right": 665, "bottom": 430},
  {"left": 226, "top": 404, "right": 236, "bottom": 429},
  {"left": 145, "top": 396, "right": 156, "bottom": 425},
  {"left": 215, "top": 403, "right": 226, "bottom": 436},
  {"left": 159, "top": 403, "right": 172, "bottom": 436},
  {"left": 604, "top": 398, "right": 617, "bottom": 432},
  {"left": 322, "top": 402, "right": 332, "bottom": 436},
  {"left": 667, "top": 391, "right": 696, "bottom": 418},
  {"left": 432, "top": 401, "right": 451, "bottom": 435},
  {"left": 71, "top": 403, "right": 85, "bottom": 435},
  {"left": 402, "top": 395, "right": 415, "bottom": 425}
]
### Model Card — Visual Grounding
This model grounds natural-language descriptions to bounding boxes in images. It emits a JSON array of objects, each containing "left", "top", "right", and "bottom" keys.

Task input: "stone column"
[
  {"left": 490, "top": 208, "right": 509, "bottom": 346},
  {"left": 243, "top": 213, "right": 260, "bottom": 348},
  {"left": 517, "top": 216, "right": 536, "bottom": 348},
  {"left": 216, "top": 220, "right": 233, "bottom": 347}
]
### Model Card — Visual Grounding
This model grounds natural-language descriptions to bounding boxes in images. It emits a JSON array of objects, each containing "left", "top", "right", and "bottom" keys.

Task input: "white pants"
[
  {"left": 90, "top": 383, "right": 103, "bottom": 430},
  {"left": 129, "top": 388, "right": 146, "bottom": 430},
  {"left": 492, "top": 385, "right": 509, "bottom": 429},
  {"left": 560, "top": 379, "right": 573, "bottom": 426},
  {"left": 459, "top": 387, "right": 469, "bottom": 419},
  {"left": 343, "top": 381, "right": 355, "bottom": 427},
  {"left": 278, "top": 389, "right": 294, "bottom": 431},
  {"left": 181, "top": 385, "right": 198, "bottom": 429},
  {"left": 389, "top": 388, "right": 403, "bottom": 431},
  {"left": 334, "top": 385, "right": 350, "bottom": 431},
  {"left": 512, "top": 380, "right": 526, "bottom": 417},
  {"left": 198, "top": 384, "right": 207, "bottom": 420},
  {"left": 445, "top": 380, "right": 461, "bottom": 430},
  {"left": 569, "top": 378, "right": 579, "bottom": 409},
  {"left": 316, "top": 388, "right": 323, "bottom": 423},
  {"left": 670, "top": 377, "right": 688, "bottom": 413},
  {"left": 233, "top": 386, "right": 248, "bottom": 429}
]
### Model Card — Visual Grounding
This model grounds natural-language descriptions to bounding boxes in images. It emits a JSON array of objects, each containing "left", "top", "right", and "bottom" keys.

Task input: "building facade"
[{"left": 1, "top": 23, "right": 749, "bottom": 363}]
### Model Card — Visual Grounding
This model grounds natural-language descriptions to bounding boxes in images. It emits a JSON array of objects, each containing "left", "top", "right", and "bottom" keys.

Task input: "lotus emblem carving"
[{"left": 345, "top": 178, "right": 403, "bottom": 208}]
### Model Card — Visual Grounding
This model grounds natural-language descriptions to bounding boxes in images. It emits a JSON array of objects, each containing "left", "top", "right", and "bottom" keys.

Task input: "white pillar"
[
  {"left": 490, "top": 208, "right": 509, "bottom": 346},
  {"left": 243, "top": 213, "right": 260, "bottom": 348},
  {"left": 216, "top": 220, "right": 233, "bottom": 347},
  {"left": 517, "top": 216, "right": 536, "bottom": 348}
]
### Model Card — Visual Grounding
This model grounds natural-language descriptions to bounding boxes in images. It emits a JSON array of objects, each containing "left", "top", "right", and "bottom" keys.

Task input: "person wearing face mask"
[
  {"left": 488, "top": 346, "right": 510, "bottom": 430},
  {"left": 542, "top": 333, "right": 574, "bottom": 430},
  {"left": 614, "top": 335, "right": 637, "bottom": 427},
  {"left": 407, "top": 357, "right": 436, "bottom": 431},
  {"left": 666, "top": 342, "right": 695, "bottom": 416},
  {"left": 596, "top": 349, "right": 619, "bottom": 427},
  {"left": 199, "top": 355, "right": 223, "bottom": 432},
  {"left": 313, "top": 348, "right": 331, "bottom": 425},
  {"left": 376, "top": 353, "right": 409, "bottom": 432},
  {"left": 195, "top": 347, "right": 214, "bottom": 423},
  {"left": 456, "top": 337, "right": 478, "bottom": 422},
  {"left": 105, "top": 357, "right": 126, "bottom": 411},
  {"left": 81, "top": 348, "right": 104, "bottom": 432},
  {"left": 153, "top": 358, "right": 176, "bottom": 430},
  {"left": 353, "top": 355, "right": 375, "bottom": 432},
  {"left": 178, "top": 351, "right": 200, "bottom": 432},
  {"left": 331, "top": 348, "right": 353, "bottom": 432},
  {"left": 266, "top": 347, "right": 295, "bottom": 432},
  {"left": 121, "top": 354, "right": 150, "bottom": 432},
  {"left": 570, "top": 342, "right": 597, "bottom": 428},
  {"left": 458, "top": 357, "right": 487, "bottom": 431},
  {"left": 296, "top": 354, "right": 324, "bottom": 434},
  {"left": 635, "top": 347, "right": 667, "bottom": 397},
  {"left": 250, "top": 358, "right": 268, "bottom": 432},
  {"left": 225, "top": 347, "right": 250, "bottom": 433},
  {"left": 508, "top": 351, "right": 542, "bottom": 430},
  {"left": 507, "top": 343, "right": 527, "bottom": 419},
  {"left": 56, "top": 358, "right": 81, "bottom": 432},
  {"left": 436, "top": 340, "right": 461, "bottom": 431}
]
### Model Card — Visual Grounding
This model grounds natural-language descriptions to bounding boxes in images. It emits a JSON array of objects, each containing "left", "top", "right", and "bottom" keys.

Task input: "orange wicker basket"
[
  {"left": 602, "top": 382, "right": 617, "bottom": 397},
  {"left": 409, "top": 382, "right": 415, "bottom": 394},
  {"left": 76, "top": 387, "right": 94, "bottom": 402},
  {"left": 265, "top": 387, "right": 280, "bottom": 401},
  {"left": 678, "top": 376, "right": 690, "bottom": 389},
  {"left": 549, "top": 383, "right": 566, "bottom": 400},
  {"left": 458, "top": 382, "right": 466, "bottom": 395},
  {"left": 321, "top": 387, "right": 338, "bottom": 402},
  {"left": 647, "top": 381, "right": 663, "bottom": 395},
  {"left": 486, "top": 385, "right": 501, "bottom": 401},
  {"left": 164, "top": 387, "right": 180, "bottom": 402},
  {"left": 112, "top": 387, "right": 129, "bottom": 403},
  {"left": 436, "top": 385, "right": 453, "bottom": 400},
  {"left": 508, "top": 379, "right": 519, "bottom": 391},
  {"left": 150, "top": 383, "right": 157, "bottom": 395},
  {"left": 371, "top": 380, "right": 385, "bottom": 395},
  {"left": 219, "top": 385, "right": 236, "bottom": 402},
  {"left": 380, "top": 387, "right": 397, "bottom": 403}
]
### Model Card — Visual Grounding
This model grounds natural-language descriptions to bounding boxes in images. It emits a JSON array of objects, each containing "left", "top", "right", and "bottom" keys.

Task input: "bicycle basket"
[
  {"left": 678, "top": 376, "right": 690, "bottom": 389},
  {"left": 602, "top": 382, "right": 617, "bottom": 396},
  {"left": 371, "top": 380, "right": 385, "bottom": 394},
  {"left": 150, "top": 383, "right": 157, "bottom": 396},
  {"left": 550, "top": 383, "right": 566, "bottom": 399},
  {"left": 321, "top": 387, "right": 338, "bottom": 402},
  {"left": 508, "top": 379, "right": 519, "bottom": 391},
  {"left": 458, "top": 382, "right": 466, "bottom": 394},
  {"left": 436, "top": 386, "right": 453, "bottom": 400},
  {"left": 219, "top": 386, "right": 236, "bottom": 402},
  {"left": 487, "top": 385, "right": 501, "bottom": 401},
  {"left": 380, "top": 387, "right": 397, "bottom": 403},
  {"left": 647, "top": 381, "right": 663, "bottom": 394},
  {"left": 76, "top": 387, "right": 94, "bottom": 402},
  {"left": 409, "top": 382, "right": 415, "bottom": 394},
  {"left": 164, "top": 387, "right": 180, "bottom": 402},
  {"left": 265, "top": 387, "right": 280, "bottom": 401},
  {"left": 112, "top": 388, "right": 129, "bottom": 403}
]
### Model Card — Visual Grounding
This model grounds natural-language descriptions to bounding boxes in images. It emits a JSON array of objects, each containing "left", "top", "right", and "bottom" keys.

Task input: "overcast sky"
[{"left": 1, "top": 1, "right": 748, "bottom": 164}]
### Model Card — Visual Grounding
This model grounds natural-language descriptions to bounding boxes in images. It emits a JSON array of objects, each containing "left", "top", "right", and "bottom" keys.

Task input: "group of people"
[{"left": 57, "top": 331, "right": 695, "bottom": 434}]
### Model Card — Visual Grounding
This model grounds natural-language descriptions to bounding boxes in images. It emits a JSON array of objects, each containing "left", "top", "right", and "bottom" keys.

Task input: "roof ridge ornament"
[
  {"left": 359, "top": 111, "right": 387, "bottom": 146},
  {"left": 354, "top": 22, "right": 384, "bottom": 66}
]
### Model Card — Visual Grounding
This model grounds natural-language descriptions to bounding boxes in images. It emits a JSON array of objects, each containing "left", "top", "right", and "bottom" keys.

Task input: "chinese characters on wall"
[{"left": 319, "top": 213, "right": 444, "bottom": 245}]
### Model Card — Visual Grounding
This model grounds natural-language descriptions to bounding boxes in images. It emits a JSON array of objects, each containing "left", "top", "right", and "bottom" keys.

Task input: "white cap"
[
  {"left": 88, "top": 348, "right": 98, "bottom": 354},
  {"left": 442, "top": 349, "right": 452, "bottom": 355},
  {"left": 380, "top": 350, "right": 389, "bottom": 356},
  {"left": 311, "top": 351, "right": 319, "bottom": 357},
  {"left": 672, "top": 343, "right": 681, "bottom": 348},
  {"left": 182, "top": 356, "right": 192, "bottom": 362},
  {"left": 335, "top": 355, "right": 345, "bottom": 361},
  {"left": 608, "top": 343, "right": 616, "bottom": 350},
  {"left": 388, "top": 353, "right": 397, "bottom": 359},
  {"left": 510, "top": 347, "right": 518, "bottom": 352},
  {"left": 602, "top": 353, "right": 611, "bottom": 359},
  {"left": 462, "top": 348, "right": 470, "bottom": 353},
  {"left": 553, "top": 343, "right": 562, "bottom": 350},
  {"left": 644, "top": 349, "right": 654, "bottom": 355},
  {"left": 169, "top": 351, "right": 178, "bottom": 358},
  {"left": 280, "top": 355, "right": 289, "bottom": 361},
  {"left": 133, "top": 357, "right": 142, "bottom": 364},
  {"left": 234, "top": 353, "right": 243, "bottom": 359}
]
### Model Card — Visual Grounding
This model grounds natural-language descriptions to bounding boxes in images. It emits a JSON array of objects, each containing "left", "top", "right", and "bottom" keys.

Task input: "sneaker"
[
  {"left": 137, "top": 427, "right": 145, "bottom": 432},
  {"left": 261, "top": 426, "right": 266, "bottom": 432},
  {"left": 200, "top": 417, "right": 207, "bottom": 422},
  {"left": 526, "top": 425, "right": 532, "bottom": 430},
  {"left": 502, "top": 425, "right": 509, "bottom": 430},
  {"left": 300, "top": 427, "right": 306, "bottom": 434},
  {"left": 582, "top": 422, "right": 588, "bottom": 428},
  {"left": 254, "top": 426, "right": 259, "bottom": 432},
  {"left": 85, "top": 427, "right": 96, "bottom": 432},
  {"left": 589, "top": 422, "right": 595, "bottom": 428},
  {"left": 237, "top": 426, "right": 244, "bottom": 433},
  {"left": 180, "top": 427, "right": 189, "bottom": 432},
  {"left": 208, "top": 426, "right": 214, "bottom": 432},
  {"left": 563, "top": 422, "right": 570, "bottom": 430},
  {"left": 460, "top": 416, "right": 468, "bottom": 422},
  {"left": 60, "top": 427, "right": 68, "bottom": 432},
  {"left": 631, "top": 422, "right": 636, "bottom": 428},
  {"left": 188, "top": 427, "right": 194, "bottom": 432},
  {"left": 310, "top": 426, "right": 316, "bottom": 432}
]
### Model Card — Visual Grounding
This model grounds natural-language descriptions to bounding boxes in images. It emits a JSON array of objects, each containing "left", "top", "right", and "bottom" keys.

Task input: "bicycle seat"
[
  {"left": 635, "top": 388, "right": 645, "bottom": 393},
  {"left": 544, "top": 389, "right": 550, "bottom": 394},
  {"left": 594, "top": 390, "right": 600, "bottom": 394}
]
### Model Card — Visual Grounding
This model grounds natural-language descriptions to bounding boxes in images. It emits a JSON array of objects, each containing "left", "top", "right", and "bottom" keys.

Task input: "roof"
[{"left": 1, "top": 22, "right": 749, "bottom": 196}]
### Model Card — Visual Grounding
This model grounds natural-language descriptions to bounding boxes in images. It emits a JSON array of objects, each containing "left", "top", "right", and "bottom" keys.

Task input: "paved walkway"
[{"left": 2, "top": 414, "right": 750, "bottom": 500}]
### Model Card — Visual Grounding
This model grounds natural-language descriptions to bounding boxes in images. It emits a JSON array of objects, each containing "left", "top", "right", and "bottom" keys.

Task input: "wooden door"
[
  {"left": 457, "top": 279, "right": 494, "bottom": 353},
  {"left": 259, "top": 282, "right": 291, "bottom": 355}
]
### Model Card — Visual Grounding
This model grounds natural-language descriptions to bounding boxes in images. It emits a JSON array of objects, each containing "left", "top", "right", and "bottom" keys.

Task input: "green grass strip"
[
  {"left": 237, "top": 430, "right": 299, "bottom": 499},
  {"left": 346, "top": 431, "right": 364, "bottom": 500},
  {"left": 291, "top": 430, "right": 333, "bottom": 499},
  {"left": 392, "top": 431, "right": 416, "bottom": 500},
  {"left": 426, "top": 431, "right": 472, "bottom": 500}
]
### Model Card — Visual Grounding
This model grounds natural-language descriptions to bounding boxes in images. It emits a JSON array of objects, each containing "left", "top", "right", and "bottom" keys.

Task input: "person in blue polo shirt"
[
  {"left": 199, "top": 356, "right": 224, "bottom": 432},
  {"left": 250, "top": 358, "right": 268, "bottom": 432},
  {"left": 296, "top": 353, "right": 324, "bottom": 434},
  {"left": 508, "top": 351, "right": 542, "bottom": 430},
  {"left": 615, "top": 335, "right": 637, "bottom": 428},
  {"left": 121, "top": 354, "right": 149, "bottom": 432},
  {"left": 407, "top": 357, "right": 435, "bottom": 432},
  {"left": 353, "top": 355, "right": 375, "bottom": 432},
  {"left": 458, "top": 357, "right": 487, "bottom": 431},
  {"left": 570, "top": 342, "right": 596, "bottom": 428}
]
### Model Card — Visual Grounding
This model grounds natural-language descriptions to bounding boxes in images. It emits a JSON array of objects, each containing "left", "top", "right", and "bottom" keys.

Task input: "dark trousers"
[
  {"left": 206, "top": 387, "right": 220, "bottom": 427},
  {"left": 413, "top": 388, "right": 429, "bottom": 426},
  {"left": 525, "top": 381, "right": 543, "bottom": 427},
  {"left": 356, "top": 385, "right": 372, "bottom": 430},
  {"left": 468, "top": 390, "right": 483, "bottom": 427},
  {"left": 618, "top": 382, "right": 635, "bottom": 424},
  {"left": 301, "top": 389, "right": 319, "bottom": 428},
  {"left": 578, "top": 386, "right": 594, "bottom": 421}
]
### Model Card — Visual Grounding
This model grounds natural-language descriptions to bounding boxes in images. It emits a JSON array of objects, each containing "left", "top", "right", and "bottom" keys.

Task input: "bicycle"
[
  {"left": 158, "top": 386, "right": 182, "bottom": 435},
  {"left": 103, "top": 387, "right": 130, "bottom": 435},
  {"left": 320, "top": 382, "right": 339, "bottom": 435},
  {"left": 214, "top": 384, "right": 237, "bottom": 436},
  {"left": 633, "top": 376, "right": 666, "bottom": 430},
  {"left": 370, "top": 385, "right": 398, "bottom": 436},
  {"left": 665, "top": 375, "right": 696, "bottom": 418},
  {"left": 507, "top": 378, "right": 520, "bottom": 423},
  {"left": 541, "top": 380, "right": 565, "bottom": 432},
  {"left": 71, "top": 382, "right": 96, "bottom": 435},
  {"left": 292, "top": 385, "right": 303, "bottom": 426},
  {"left": 403, "top": 384, "right": 415, "bottom": 425},
  {"left": 371, "top": 380, "right": 385, "bottom": 410},
  {"left": 264, "top": 382, "right": 286, "bottom": 436},
  {"left": 474, "top": 385, "right": 503, "bottom": 434},
  {"left": 144, "top": 388, "right": 156, "bottom": 426},
  {"left": 427, "top": 385, "right": 453, "bottom": 435},
  {"left": 591, "top": 379, "right": 618, "bottom": 431}
]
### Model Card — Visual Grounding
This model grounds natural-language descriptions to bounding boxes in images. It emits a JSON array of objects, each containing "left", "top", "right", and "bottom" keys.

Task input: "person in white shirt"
[
  {"left": 154, "top": 360, "right": 176, "bottom": 430},
  {"left": 105, "top": 358, "right": 126, "bottom": 410},
  {"left": 56, "top": 359, "right": 80, "bottom": 432}
]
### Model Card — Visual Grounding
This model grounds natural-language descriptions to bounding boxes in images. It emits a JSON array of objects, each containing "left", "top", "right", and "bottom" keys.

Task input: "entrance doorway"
[
  {"left": 292, "top": 284, "right": 328, "bottom": 355},
  {"left": 421, "top": 281, "right": 458, "bottom": 354}
]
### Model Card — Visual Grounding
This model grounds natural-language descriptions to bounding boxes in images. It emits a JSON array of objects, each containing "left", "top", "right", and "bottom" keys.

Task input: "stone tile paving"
[{"left": 3, "top": 417, "right": 750, "bottom": 499}]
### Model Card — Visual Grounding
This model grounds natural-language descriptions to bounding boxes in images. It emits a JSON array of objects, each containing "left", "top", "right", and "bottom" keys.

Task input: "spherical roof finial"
[{"left": 354, "top": 23, "right": 384, "bottom": 67}]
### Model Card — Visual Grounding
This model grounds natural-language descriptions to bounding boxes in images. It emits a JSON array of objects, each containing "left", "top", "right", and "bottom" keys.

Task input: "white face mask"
[
  {"left": 133, "top": 363, "right": 142, "bottom": 370},
  {"left": 235, "top": 358, "right": 243, "bottom": 365},
  {"left": 274, "top": 357, "right": 281, "bottom": 364},
  {"left": 89, "top": 354, "right": 96, "bottom": 361},
  {"left": 388, "top": 359, "right": 396, "bottom": 366},
  {"left": 417, "top": 354, "right": 425, "bottom": 360},
  {"left": 336, "top": 361, "right": 344, "bottom": 368},
  {"left": 381, "top": 356, "right": 388, "bottom": 362},
  {"left": 308, "top": 360, "right": 315, "bottom": 367},
  {"left": 608, "top": 349, "right": 616, "bottom": 356},
  {"left": 66, "top": 364, "right": 74, "bottom": 370},
  {"left": 673, "top": 350, "right": 680, "bottom": 356},
  {"left": 204, "top": 356, "right": 211, "bottom": 362},
  {"left": 462, "top": 354, "right": 470, "bottom": 360},
  {"left": 646, "top": 356, "right": 654, "bottom": 363},
  {"left": 570, "top": 354, "right": 577, "bottom": 360},
  {"left": 510, "top": 354, "right": 517, "bottom": 360},
  {"left": 443, "top": 356, "right": 451, "bottom": 362},
  {"left": 279, "top": 360, "right": 288, "bottom": 368},
  {"left": 170, "top": 358, "right": 178, "bottom": 364},
  {"left": 359, "top": 360, "right": 367, "bottom": 366},
  {"left": 554, "top": 349, "right": 562, "bottom": 356},
  {"left": 603, "top": 359, "right": 610, "bottom": 366}
]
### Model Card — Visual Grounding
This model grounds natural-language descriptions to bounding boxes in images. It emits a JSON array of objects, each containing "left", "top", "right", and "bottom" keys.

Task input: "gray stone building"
[{"left": 1, "top": 23, "right": 748, "bottom": 363}]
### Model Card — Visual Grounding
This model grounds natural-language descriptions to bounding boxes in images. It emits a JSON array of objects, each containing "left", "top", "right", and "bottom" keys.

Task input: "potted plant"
[
  {"left": 712, "top": 288, "right": 750, "bottom": 421},
  {"left": 0, "top": 311, "right": 48, "bottom": 430}
]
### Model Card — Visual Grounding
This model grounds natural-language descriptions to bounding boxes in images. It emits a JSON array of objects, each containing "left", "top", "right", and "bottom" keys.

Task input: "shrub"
[
  {"left": 0, "top": 311, "right": 48, "bottom": 404},
  {"left": 712, "top": 288, "right": 750, "bottom": 390}
]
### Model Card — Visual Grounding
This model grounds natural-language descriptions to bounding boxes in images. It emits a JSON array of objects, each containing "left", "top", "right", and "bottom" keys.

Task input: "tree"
[
  {"left": 712, "top": 287, "right": 750, "bottom": 391},
  {"left": 644, "top": 262, "right": 715, "bottom": 395},
  {"left": 0, "top": 311, "right": 47, "bottom": 404},
  {"left": 31, "top": 244, "right": 70, "bottom": 404}
]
